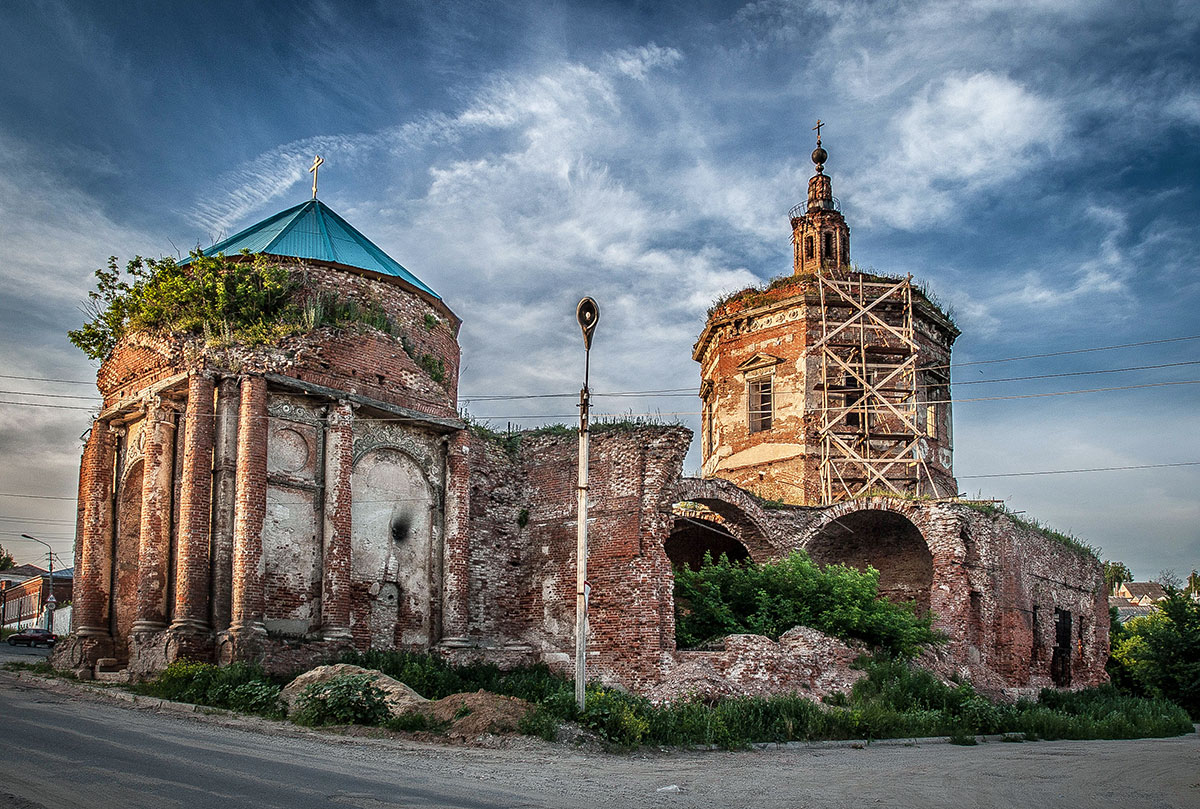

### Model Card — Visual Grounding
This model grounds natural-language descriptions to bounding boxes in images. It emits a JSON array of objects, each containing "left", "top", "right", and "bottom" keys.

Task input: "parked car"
[{"left": 6, "top": 628, "right": 57, "bottom": 647}]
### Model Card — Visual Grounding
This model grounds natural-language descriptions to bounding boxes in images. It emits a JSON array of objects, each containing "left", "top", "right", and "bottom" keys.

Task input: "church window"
[
  {"left": 926, "top": 404, "right": 938, "bottom": 439},
  {"left": 804, "top": 235, "right": 814, "bottom": 260},
  {"left": 841, "top": 234, "right": 849, "bottom": 264},
  {"left": 823, "top": 231, "right": 833, "bottom": 261},
  {"left": 748, "top": 377, "right": 773, "bottom": 433}
]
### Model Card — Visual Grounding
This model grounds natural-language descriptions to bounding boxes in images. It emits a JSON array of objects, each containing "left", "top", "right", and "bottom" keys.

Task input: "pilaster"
[
  {"left": 228, "top": 375, "right": 268, "bottom": 638},
  {"left": 170, "top": 373, "right": 215, "bottom": 634},
  {"left": 73, "top": 421, "right": 116, "bottom": 638},
  {"left": 210, "top": 376, "right": 240, "bottom": 631},
  {"left": 320, "top": 400, "right": 355, "bottom": 640},
  {"left": 132, "top": 399, "right": 177, "bottom": 632},
  {"left": 440, "top": 429, "right": 472, "bottom": 644}
]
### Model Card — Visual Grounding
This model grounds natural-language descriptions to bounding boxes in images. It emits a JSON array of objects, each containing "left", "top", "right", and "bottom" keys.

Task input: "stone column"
[
  {"left": 170, "top": 373, "right": 215, "bottom": 633},
  {"left": 320, "top": 400, "right": 355, "bottom": 640},
  {"left": 440, "top": 430, "right": 472, "bottom": 645},
  {"left": 73, "top": 421, "right": 116, "bottom": 636},
  {"left": 229, "top": 376, "right": 268, "bottom": 638},
  {"left": 209, "top": 377, "right": 240, "bottom": 632},
  {"left": 132, "top": 399, "right": 177, "bottom": 632}
]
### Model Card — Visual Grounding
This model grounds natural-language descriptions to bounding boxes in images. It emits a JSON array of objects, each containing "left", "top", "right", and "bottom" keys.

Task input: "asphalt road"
[
  {"left": 1, "top": 672, "right": 1198, "bottom": 809},
  {"left": 0, "top": 640, "right": 52, "bottom": 664},
  {"left": 0, "top": 679, "right": 545, "bottom": 809}
]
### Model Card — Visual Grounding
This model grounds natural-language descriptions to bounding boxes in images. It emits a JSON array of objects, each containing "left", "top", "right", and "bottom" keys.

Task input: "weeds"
[
  {"left": 290, "top": 673, "right": 390, "bottom": 727},
  {"left": 133, "top": 660, "right": 284, "bottom": 719}
]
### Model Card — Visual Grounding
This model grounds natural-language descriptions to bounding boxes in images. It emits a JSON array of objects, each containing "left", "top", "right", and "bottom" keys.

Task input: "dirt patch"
[{"left": 416, "top": 689, "right": 532, "bottom": 739}]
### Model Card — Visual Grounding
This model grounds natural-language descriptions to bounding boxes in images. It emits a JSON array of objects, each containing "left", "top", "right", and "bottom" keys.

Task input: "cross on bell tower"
[{"left": 790, "top": 120, "right": 850, "bottom": 276}]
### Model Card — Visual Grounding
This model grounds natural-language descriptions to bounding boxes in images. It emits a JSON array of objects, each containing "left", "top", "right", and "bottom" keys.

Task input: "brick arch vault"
[
  {"left": 670, "top": 477, "right": 776, "bottom": 563},
  {"left": 800, "top": 497, "right": 967, "bottom": 620}
]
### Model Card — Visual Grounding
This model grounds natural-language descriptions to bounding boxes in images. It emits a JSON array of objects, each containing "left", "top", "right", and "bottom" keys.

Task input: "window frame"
[{"left": 748, "top": 375, "right": 774, "bottom": 433}]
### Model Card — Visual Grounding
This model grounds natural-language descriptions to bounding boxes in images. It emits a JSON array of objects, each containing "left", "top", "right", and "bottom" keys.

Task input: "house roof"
[
  {"left": 185, "top": 199, "right": 440, "bottom": 299},
  {"left": 1, "top": 564, "right": 46, "bottom": 579},
  {"left": 1122, "top": 581, "right": 1168, "bottom": 600}
]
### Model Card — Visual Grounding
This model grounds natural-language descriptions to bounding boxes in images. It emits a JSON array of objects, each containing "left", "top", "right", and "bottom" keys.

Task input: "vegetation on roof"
[
  {"left": 960, "top": 499, "right": 1099, "bottom": 559},
  {"left": 68, "top": 253, "right": 449, "bottom": 389},
  {"left": 705, "top": 265, "right": 956, "bottom": 328}
]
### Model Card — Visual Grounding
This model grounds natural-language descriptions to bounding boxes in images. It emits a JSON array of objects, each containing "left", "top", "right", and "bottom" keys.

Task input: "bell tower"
[{"left": 791, "top": 121, "right": 850, "bottom": 275}]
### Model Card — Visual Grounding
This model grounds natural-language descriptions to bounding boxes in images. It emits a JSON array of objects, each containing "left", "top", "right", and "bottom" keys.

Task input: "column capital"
[{"left": 327, "top": 399, "right": 356, "bottom": 428}]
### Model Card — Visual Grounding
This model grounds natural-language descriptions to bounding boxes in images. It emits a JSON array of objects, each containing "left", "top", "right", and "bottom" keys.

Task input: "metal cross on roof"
[
  {"left": 309, "top": 154, "right": 324, "bottom": 199},
  {"left": 813, "top": 119, "right": 824, "bottom": 145}
]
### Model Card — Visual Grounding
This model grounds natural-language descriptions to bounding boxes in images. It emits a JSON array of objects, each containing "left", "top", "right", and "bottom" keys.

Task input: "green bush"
[
  {"left": 290, "top": 674, "right": 390, "bottom": 727},
  {"left": 1109, "top": 591, "right": 1200, "bottom": 719},
  {"left": 580, "top": 687, "right": 651, "bottom": 748},
  {"left": 338, "top": 651, "right": 578, "bottom": 718},
  {"left": 673, "top": 551, "right": 940, "bottom": 656},
  {"left": 137, "top": 660, "right": 282, "bottom": 718},
  {"left": 384, "top": 711, "right": 431, "bottom": 733},
  {"left": 517, "top": 706, "right": 560, "bottom": 741},
  {"left": 68, "top": 252, "right": 405, "bottom": 361}
]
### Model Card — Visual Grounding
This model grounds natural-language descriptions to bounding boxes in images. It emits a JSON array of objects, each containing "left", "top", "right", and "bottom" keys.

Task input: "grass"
[
  {"left": 959, "top": 500, "right": 1099, "bottom": 559},
  {"left": 15, "top": 651, "right": 1192, "bottom": 752},
  {"left": 463, "top": 417, "right": 684, "bottom": 456}
]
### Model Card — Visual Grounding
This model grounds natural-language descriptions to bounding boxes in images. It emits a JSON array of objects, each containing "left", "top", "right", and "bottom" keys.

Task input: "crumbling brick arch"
[
  {"left": 671, "top": 477, "right": 776, "bottom": 561},
  {"left": 802, "top": 498, "right": 936, "bottom": 614}
]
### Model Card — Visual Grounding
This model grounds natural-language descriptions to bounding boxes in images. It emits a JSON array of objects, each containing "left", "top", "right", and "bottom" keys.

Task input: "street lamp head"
[{"left": 576, "top": 297, "right": 600, "bottom": 351}]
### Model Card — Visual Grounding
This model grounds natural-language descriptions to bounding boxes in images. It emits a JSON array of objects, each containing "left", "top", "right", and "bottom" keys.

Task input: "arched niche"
[
  {"left": 805, "top": 508, "right": 933, "bottom": 614},
  {"left": 350, "top": 446, "right": 434, "bottom": 650}
]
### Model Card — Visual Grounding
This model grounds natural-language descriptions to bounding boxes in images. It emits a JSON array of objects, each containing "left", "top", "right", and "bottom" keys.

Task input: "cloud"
[{"left": 848, "top": 73, "right": 1065, "bottom": 230}]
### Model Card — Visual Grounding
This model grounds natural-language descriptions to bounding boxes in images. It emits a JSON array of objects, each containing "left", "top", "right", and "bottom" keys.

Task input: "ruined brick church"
[{"left": 56, "top": 137, "right": 1108, "bottom": 699}]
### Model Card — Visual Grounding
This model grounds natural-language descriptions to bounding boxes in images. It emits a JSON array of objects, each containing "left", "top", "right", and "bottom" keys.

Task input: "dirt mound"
[
  {"left": 281, "top": 664, "right": 428, "bottom": 717},
  {"left": 419, "top": 689, "right": 533, "bottom": 739}
]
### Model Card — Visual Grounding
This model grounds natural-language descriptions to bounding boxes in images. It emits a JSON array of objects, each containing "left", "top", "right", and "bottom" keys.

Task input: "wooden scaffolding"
[{"left": 810, "top": 272, "right": 934, "bottom": 504}]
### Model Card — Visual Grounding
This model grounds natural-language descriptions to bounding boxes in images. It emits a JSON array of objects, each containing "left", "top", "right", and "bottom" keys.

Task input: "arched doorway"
[
  {"left": 351, "top": 447, "right": 434, "bottom": 649},
  {"left": 112, "top": 460, "right": 143, "bottom": 650},
  {"left": 805, "top": 509, "right": 933, "bottom": 613}
]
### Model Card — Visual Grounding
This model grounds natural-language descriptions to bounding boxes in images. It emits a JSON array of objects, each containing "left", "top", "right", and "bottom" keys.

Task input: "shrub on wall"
[
  {"left": 673, "top": 551, "right": 940, "bottom": 656},
  {"left": 68, "top": 251, "right": 405, "bottom": 360}
]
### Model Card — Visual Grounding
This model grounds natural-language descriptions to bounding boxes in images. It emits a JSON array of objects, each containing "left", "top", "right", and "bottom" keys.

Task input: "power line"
[
  {"left": 0, "top": 389, "right": 102, "bottom": 401},
  {"left": 0, "top": 400, "right": 96, "bottom": 411},
  {"left": 461, "top": 359, "right": 1200, "bottom": 402},
  {"left": 0, "top": 373, "right": 95, "bottom": 385},
  {"left": 4, "top": 374, "right": 1200, "bottom": 423},
  {"left": 958, "top": 461, "right": 1200, "bottom": 479},
  {"left": 0, "top": 493, "right": 76, "bottom": 501},
  {"left": 0, "top": 515, "right": 77, "bottom": 524}
]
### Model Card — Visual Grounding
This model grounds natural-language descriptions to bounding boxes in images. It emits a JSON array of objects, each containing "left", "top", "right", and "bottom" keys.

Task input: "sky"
[{"left": 0, "top": 0, "right": 1197, "bottom": 580}]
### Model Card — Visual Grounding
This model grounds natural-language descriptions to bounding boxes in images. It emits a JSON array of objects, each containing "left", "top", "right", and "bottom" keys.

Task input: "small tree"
[
  {"left": 0, "top": 543, "right": 13, "bottom": 571},
  {"left": 1104, "top": 560, "right": 1133, "bottom": 593},
  {"left": 1155, "top": 568, "right": 1183, "bottom": 590},
  {"left": 1110, "top": 590, "right": 1200, "bottom": 719}
]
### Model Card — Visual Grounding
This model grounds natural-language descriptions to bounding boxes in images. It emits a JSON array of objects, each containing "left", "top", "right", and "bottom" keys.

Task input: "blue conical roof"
[{"left": 187, "top": 199, "right": 439, "bottom": 299}]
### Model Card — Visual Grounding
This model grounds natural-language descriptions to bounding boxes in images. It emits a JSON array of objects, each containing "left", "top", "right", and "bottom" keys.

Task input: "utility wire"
[
  {"left": 6, "top": 375, "right": 1200, "bottom": 420},
  {"left": 958, "top": 461, "right": 1200, "bottom": 479},
  {"left": 0, "top": 458, "right": 1197, "bottom": 509},
  {"left": 0, "top": 373, "right": 95, "bottom": 385},
  {"left": 0, "top": 389, "right": 102, "bottom": 401}
]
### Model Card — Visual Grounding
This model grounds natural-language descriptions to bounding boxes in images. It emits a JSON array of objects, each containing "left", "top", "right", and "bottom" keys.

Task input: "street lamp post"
[
  {"left": 574, "top": 297, "right": 600, "bottom": 711},
  {"left": 20, "top": 534, "right": 53, "bottom": 631}
]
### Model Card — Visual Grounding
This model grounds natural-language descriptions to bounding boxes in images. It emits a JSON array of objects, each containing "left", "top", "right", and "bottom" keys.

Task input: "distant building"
[
  {"left": 1, "top": 568, "right": 72, "bottom": 630},
  {"left": 1113, "top": 581, "right": 1169, "bottom": 606}
]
